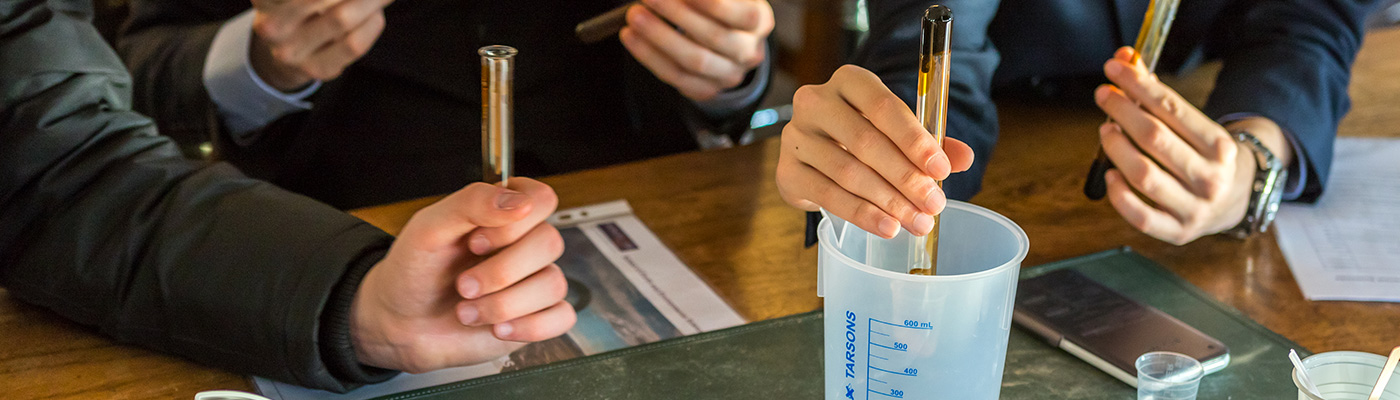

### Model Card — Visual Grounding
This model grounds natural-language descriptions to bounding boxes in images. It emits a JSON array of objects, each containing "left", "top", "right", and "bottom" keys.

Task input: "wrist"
[
  {"left": 320, "top": 249, "right": 399, "bottom": 383},
  {"left": 1224, "top": 117, "right": 1292, "bottom": 168},
  {"left": 248, "top": 33, "right": 313, "bottom": 92}
]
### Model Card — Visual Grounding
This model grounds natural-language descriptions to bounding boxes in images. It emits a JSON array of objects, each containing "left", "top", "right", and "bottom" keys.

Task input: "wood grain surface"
[{"left": 3, "top": 27, "right": 1397, "bottom": 400}]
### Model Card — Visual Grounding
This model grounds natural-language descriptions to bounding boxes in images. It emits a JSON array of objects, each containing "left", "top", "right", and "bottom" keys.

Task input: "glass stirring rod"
[
  {"left": 1083, "top": 0, "right": 1181, "bottom": 200},
  {"left": 480, "top": 45, "right": 517, "bottom": 185},
  {"left": 910, "top": 5, "right": 952, "bottom": 276}
]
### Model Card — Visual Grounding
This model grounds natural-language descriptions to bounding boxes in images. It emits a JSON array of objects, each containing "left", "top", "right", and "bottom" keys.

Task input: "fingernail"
[
  {"left": 1095, "top": 85, "right": 1109, "bottom": 103},
  {"left": 458, "top": 305, "right": 479, "bottom": 326},
  {"left": 1105, "top": 61, "right": 1122, "bottom": 77},
  {"left": 469, "top": 234, "right": 491, "bottom": 255},
  {"left": 924, "top": 185, "right": 946, "bottom": 213},
  {"left": 925, "top": 152, "right": 949, "bottom": 177},
  {"left": 494, "top": 322, "right": 514, "bottom": 338},
  {"left": 910, "top": 213, "right": 935, "bottom": 236},
  {"left": 460, "top": 276, "right": 480, "bottom": 299},
  {"left": 877, "top": 217, "right": 900, "bottom": 239},
  {"left": 496, "top": 190, "right": 528, "bottom": 210}
]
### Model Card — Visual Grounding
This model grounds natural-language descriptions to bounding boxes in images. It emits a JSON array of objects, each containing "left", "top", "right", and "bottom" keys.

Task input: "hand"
[
  {"left": 776, "top": 65, "right": 975, "bottom": 239},
  {"left": 1095, "top": 47, "right": 1292, "bottom": 245},
  {"left": 350, "top": 178, "right": 576, "bottom": 373},
  {"left": 248, "top": 0, "right": 392, "bottom": 91},
  {"left": 619, "top": 0, "right": 774, "bottom": 101}
]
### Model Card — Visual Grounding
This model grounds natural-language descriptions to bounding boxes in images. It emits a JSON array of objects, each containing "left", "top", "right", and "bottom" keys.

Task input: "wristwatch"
[{"left": 1224, "top": 131, "right": 1288, "bottom": 239}]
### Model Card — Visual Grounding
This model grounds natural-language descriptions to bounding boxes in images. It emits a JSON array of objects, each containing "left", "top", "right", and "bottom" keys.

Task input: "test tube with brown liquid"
[
  {"left": 1083, "top": 0, "right": 1180, "bottom": 199},
  {"left": 910, "top": 5, "right": 952, "bottom": 276},
  {"left": 480, "top": 45, "right": 517, "bottom": 185}
]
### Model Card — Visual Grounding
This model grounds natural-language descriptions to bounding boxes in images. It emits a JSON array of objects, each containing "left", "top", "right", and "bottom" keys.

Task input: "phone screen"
[{"left": 1014, "top": 269, "right": 1229, "bottom": 380}]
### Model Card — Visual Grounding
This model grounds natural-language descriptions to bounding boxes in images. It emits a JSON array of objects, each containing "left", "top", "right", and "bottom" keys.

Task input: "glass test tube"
[
  {"left": 1083, "top": 0, "right": 1181, "bottom": 199},
  {"left": 911, "top": 5, "right": 952, "bottom": 276},
  {"left": 480, "top": 45, "right": 517, "bottom": 185}
]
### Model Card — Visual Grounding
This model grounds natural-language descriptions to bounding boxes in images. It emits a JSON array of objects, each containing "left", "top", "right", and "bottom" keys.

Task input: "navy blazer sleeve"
[
  {"left": 852, "top": 0, "right": 1002, "bottom": 200},
  {"left": 1203, "top": 0, "right": 1382, "bottom": 202}
]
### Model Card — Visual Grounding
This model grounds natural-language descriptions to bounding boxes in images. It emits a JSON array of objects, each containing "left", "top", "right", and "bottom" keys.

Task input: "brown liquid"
[{"left": 916, "top": 51, "right": 948, "bottom": 276}]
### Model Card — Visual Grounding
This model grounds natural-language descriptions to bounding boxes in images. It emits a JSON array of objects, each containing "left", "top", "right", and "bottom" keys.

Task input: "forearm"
[{"left": 1203, "top": 0, "right": 1381, "bottom": 201}]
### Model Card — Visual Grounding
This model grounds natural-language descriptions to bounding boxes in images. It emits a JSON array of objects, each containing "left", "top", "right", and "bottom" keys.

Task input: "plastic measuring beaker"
[{"left": 819, "top": 201, "right": 1028, "bottom": 400}]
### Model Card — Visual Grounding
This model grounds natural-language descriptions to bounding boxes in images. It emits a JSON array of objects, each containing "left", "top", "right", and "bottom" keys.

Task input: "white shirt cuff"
[{"left": 203, "top": 9, "right": 321, "bottom": 145}]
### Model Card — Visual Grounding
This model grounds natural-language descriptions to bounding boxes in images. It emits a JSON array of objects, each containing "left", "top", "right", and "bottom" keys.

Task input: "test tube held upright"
[
  {"left": 480, "top": 45, "right": 517, "bottom": 185},
  {"left": 1083, "top": 0, "right": 1180, "bottom": 199},
  {"left": 912, "top": 5, "right": 952, "bottom": 275}
]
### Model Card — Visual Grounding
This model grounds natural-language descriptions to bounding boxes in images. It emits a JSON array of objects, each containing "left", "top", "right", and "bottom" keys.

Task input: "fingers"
[
  {"left": 683, "top": 0, "right": 774, "bottom": 32},
  {"left": 493, "top": 301, "right": 577, "bottom": 342},
  {"left": 785, "top": 126, "right": 939, "bottom": 234},
  {"left": 1094, "top": 84, "right": 1203, "bottom": 180},
  {"left": 457, "top": 223, "right": 565, "bottom": 300},
  {"left": 790, "top": 85, "right": 944, "bottom": 216},
  {"left": 250, "top": 0, "right": 390, "bottom": 89},
  {"left": 620, "top": 26, "right": 726, "bottom": 100},
  {"left": 400, "top": 182, "right": 536, "bottom": 250},
  {"left": 1102, "top": 47, "right": 1233, "bottom": 162},
  {"left": 642, "top": 0, "right": 767, "bottom": 67},
  {"left": 627, "top": 5, "right": 756, "bottom": 93},
  {"left": 1098, "top": 121, "right": 1201, "bottom": 220},
  {"left": 251, "top": 0, "right": 341, "bottom": 33},
  {"left": 775, "top": 158, "right": 903, "bottom": 239},
  {"left": 825, "top": 65, "right": 950, "bottom": 179},
  {"left": 621, "top": 0, "right": 772, "bottom": 101},
  {"left": 944, "top": 137, "right": 975, "bottom": 173},
  {"left": 457, "top": 264, "right": 568, "bottom": 326},
  {"left": 1104, "top": 170, "right": 1189, "bottom": 245},
  {"left": 284, "top": 0, "right": 385, "bottom": 64},
  {"left": 464, "top": 178, "right": 559, "bottom": 256},
  {"left": 300, "top": 11, "right": 385, "bottom": 79}
]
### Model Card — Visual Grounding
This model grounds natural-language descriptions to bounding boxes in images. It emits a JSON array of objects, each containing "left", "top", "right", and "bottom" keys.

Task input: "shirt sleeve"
[
  {"left": 1218, "top": 113, "right": 1307, "bottom": 201},
  {"left": 203, "top": 9, "right": 322, "bottom": 144}
]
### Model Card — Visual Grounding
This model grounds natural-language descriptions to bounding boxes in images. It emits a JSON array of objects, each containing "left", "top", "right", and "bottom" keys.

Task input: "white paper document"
[
  {"left": 1273, "top": 137, "right": 1400, "bottom": 302},
  {"left": 254, "top": 200, "right": 745, "bottom": 399}
]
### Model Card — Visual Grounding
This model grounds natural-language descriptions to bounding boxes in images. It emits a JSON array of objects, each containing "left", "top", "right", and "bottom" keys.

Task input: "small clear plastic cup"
[
  {"left": 1136, "top": 351, "right": 1204, "bottom": 400},
  {"left": 1293, "top": 351, "right": 1400, "bottom": 400}
]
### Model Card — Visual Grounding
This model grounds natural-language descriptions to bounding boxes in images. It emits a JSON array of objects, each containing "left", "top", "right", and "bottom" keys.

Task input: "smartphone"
[{"left": 1013, "top": 269, "right": 1230, "bottom": 387}]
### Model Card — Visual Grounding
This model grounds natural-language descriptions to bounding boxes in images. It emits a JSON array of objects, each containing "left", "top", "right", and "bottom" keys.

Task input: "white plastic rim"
[
  {"left": 817, "top": 200, "right": 1030, "bottom": 283},
  {"left": 1293, "top": 351, "right": 1399, "bottom": 400}
]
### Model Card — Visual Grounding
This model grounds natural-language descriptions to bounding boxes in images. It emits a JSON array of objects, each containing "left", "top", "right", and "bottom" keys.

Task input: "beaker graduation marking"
[
  {"left": 912, "top": 5, "right": 952, "bottom": 276},
  {"left": 480, "top": 45, "right": 517, "bottom": 185}
]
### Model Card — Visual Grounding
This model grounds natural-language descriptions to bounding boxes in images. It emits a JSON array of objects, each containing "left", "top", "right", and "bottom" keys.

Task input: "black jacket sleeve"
[
  {"left": 853, "top": 0, "right": 1002, "bottom": 201},
  {"left": 116, "top": 0, "right": 247, "bottom": 158},
  {"left": 1, "top": 0, "right": 395, "bottom": 391},
  {"left": 1202, "top": 0, "right": 1382, "bottom": 202}
]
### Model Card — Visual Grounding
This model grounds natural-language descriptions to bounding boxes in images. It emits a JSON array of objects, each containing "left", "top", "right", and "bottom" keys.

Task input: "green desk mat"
[{"left": 374, "top": 248, "right": 1304, "bottom": 399}]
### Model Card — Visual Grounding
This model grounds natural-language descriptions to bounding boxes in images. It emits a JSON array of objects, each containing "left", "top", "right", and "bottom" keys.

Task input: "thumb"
[{"left": 398, "top": 182, "right": 535, "bottom": 249}]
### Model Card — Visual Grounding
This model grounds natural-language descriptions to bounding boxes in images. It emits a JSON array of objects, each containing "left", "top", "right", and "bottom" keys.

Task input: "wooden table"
[{"left": 4, "top": 28, "right": 1398, "bottom": 400}]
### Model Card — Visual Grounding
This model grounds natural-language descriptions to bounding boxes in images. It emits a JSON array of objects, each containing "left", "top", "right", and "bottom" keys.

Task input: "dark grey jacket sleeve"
[
  {"left": 116, "top": 0, "right": 246, "bottom": 158},
  {"left": 1, "top": 0, "right": 394, "bottom": 391},
  {"left": 853, "top": 0, "right": 1001, "bottom": 201},
  {"left": 1202, "top": 0, "right": 1382, "bottom": 202}
]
